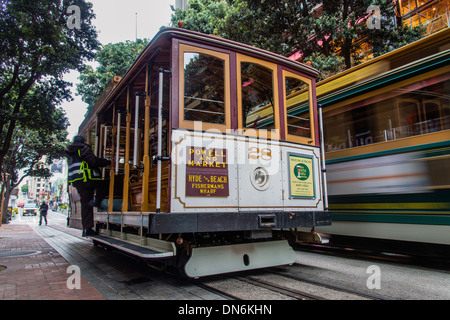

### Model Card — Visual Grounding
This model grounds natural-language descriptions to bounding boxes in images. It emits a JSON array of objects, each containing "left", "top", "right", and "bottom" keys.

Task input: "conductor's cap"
[{"left": 73, "top": 135, "right": 86, "bottom": 143}]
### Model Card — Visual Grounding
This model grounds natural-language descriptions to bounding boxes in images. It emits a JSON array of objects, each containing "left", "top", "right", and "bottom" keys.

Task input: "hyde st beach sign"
[{"left": 185, "top": 147, "right": 229, "bottom": 197}]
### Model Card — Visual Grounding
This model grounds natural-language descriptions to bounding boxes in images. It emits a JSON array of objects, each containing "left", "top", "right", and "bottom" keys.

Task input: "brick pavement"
[
  {"left": 0, "top": 223, "right": 105, "bottom": 300},
  {"left": 0, "top": 218, "right": 226, "bottom": 301}
]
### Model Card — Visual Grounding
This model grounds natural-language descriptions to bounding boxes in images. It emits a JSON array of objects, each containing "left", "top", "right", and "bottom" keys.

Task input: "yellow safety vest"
[{"left": 68, "top": 149, "right": 102, "bottom": 183}]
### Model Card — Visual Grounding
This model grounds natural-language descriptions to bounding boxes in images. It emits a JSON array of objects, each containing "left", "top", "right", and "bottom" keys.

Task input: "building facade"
[{"left": 400, "top": 0, "right": 449, "bottom": 35}]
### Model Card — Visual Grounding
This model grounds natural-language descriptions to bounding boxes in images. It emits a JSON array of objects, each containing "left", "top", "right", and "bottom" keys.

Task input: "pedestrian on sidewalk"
[
  {"left": 65, "top": 135, "right": 111, "bottom": 237},
  {"left": 39, "top": 201, "right": 49, "bottom": 226}
]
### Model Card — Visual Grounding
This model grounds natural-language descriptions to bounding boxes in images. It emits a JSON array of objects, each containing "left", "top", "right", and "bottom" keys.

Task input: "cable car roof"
[{"left": 92, "top": 28, "right": 319, "bottom": 115}]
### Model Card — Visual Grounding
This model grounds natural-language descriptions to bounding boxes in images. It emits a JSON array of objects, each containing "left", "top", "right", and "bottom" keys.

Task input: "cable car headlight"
[{"left": 250, "top": 167, "right": 270, "bottom": 191}]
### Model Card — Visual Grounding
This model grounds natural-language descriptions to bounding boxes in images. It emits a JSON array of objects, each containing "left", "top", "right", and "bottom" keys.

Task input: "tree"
[
  {"left": 21, "top": 184, "right": 28, "bottom": 196},
  {"left": 1, "top": 110, "right": 68, "bottom": 223},
  {"left": 0, "top": 0, "right": 99, "bottom": 176},
  {"left": 169, "top": 0, "right": 230, "bottom": 34},
  {"left": 76, "top": 38, "right": 150, "bottom": 113},
  {"left": 168, "top": 0, "right": 424, "bottom": 79}
]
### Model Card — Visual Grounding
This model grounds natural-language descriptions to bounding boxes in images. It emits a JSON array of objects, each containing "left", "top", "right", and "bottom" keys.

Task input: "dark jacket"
[
  {"left": 40, "top": 203, "right": 49, "bottom": 214},
  {"left": 65, "top": 142, "right": 111, "bottom": 168},
  {"left": 65, "top": 142, "right": 111, "bottom": 183}
]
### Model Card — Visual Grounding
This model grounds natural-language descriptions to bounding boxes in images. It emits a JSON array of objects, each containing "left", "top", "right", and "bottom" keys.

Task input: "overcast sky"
[{"left": 63, "top": 0, "right": 175, "bottom": 139}]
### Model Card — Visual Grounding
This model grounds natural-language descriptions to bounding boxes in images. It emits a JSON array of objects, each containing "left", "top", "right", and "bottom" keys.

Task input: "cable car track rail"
[
  {"left": 266, "top": 269, "right": 389, "bottom": 300},
  {"left": 194, "top": 267, "right": 391, "bottom": 300},
  {"left": 236, "top": 276, "right": 325, "bottom": 300}
]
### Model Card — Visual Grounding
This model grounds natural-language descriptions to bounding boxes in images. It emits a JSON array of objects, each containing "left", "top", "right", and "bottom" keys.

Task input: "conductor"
[{"left": 65, "top": 135, "right": 111, "bottom": 237}]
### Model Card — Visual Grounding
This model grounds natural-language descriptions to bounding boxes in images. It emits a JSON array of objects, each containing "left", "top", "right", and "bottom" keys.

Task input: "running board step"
[{"left": 90, "top": 234, "right": 174, "bottom": 259}]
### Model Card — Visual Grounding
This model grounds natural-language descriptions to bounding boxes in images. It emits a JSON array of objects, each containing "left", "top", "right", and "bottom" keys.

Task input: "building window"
[{"left": 401, "top": 0, "right": 449, "bottom": 35}]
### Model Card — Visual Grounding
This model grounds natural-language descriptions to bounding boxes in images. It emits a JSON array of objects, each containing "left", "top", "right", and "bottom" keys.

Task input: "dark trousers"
[
  {"left": 73, "top": 179, "right": 109, "bottom": 229},
  {"left": 39, "top": 212, "right": 47, "bottom": 225}
]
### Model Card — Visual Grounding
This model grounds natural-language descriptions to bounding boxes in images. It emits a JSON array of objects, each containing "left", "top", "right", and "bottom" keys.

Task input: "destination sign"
[{"left": 185, "top": 147, "right": 229, "bottom": 196}]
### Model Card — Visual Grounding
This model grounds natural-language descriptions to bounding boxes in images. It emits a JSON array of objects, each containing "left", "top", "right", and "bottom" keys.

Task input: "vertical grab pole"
[
  {"left": 142, "top": 63, "right": 152, "bottom": 212},
  {"left": 156, "top": 68, "right": 170, "bottom": 213},
  {"left": 103, "top": 125, "right": 107, "bottom": 158},
  {"left": 134, "top": 93, "right": 140, "bottom": 167},
  {"left": 156, "top": 69, "right": 164, "bottom": 213},
  {"left": 116, "top": 110, "right": 121, "bottom": 174},
  {"left": 318, "top": 104, "right": 328, "bottom": 210},
  {"left": 102, "top": 125, "right": 107, "bottom": 177}
]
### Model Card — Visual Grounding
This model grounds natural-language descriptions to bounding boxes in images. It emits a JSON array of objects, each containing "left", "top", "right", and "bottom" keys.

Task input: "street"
[
  {"left": 5, "top": 212, "right": 449, "bottom": 300},
  {"left": 13, "top": 208, "right": 68, "bottom": 226},
  {"left": 6, "top": 210, "right": 225, "bottom": 300}
]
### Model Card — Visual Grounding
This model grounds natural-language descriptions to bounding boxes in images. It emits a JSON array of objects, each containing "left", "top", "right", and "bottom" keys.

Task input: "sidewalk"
[{"left": 0, "top": 223, "right": 105, "bottom": 300}]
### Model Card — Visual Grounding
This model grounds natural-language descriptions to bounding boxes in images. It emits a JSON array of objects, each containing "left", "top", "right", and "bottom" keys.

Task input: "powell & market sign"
[{"left": 185, "top": 147, "right": 229, "bottom": 196}]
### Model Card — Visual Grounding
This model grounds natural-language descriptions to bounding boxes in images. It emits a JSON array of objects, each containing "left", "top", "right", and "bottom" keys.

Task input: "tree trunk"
[
  {"left": 0, "top": 176, "right": 11, "bottom": 224},
  {"left": 342, "top": 38, "right": 352, "bottom": 69}
]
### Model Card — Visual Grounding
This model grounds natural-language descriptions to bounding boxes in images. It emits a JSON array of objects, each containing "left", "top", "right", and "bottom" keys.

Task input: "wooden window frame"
[
  {"left": 282, "top": 69, "right": 316, "bottom": 145},
  {"left": 178, "top": 44, "right": 231, "bottom": 132},
  {"left": 236, "top": 54, "right": 280, "bottom": 139}
]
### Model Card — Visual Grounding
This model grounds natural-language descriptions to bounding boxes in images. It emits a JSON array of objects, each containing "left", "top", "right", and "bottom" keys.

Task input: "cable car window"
[
  {"left": 323, "top": 77, "right": 450, "bottom": 151},
  {"left": 285, "top": 76, "right": 311, "bottom": 138},
  {"left": 282, "top": 70, "right": 315, "bottom": 144},
  {"left": 184, "top": 52, "right": 225, "bottom": 124},
  {"left": 241, "top": 62, "right": 275, "bottom": 130}
]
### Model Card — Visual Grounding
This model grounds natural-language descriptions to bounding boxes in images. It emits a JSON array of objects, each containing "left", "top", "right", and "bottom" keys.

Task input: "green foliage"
[
  {"left": 169, "top": 0, "right": 229, "bottom": 34},
  {"left": 4, "top": 109, "right": 68, "bottom": 185},
  {"left": 0, "top": 0, "right": 99, "bottom": 177},
  {"left": 0, "top": 0, "right": 98, "bottom": 220},
  {"left": 168, "top": 0, "right": 424, "bottom": 76},
  {"left": 21, "top": 184, "right": 28, "bottom": 194},
  {"left": 76, "top": 38, "right": 150, "bottom": 112},
  {"left": 1, "top": 114, "right": 69, "bottom": 223},
  {"left": 304, "top": 53, "right": 345, "bottom": 81}
]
